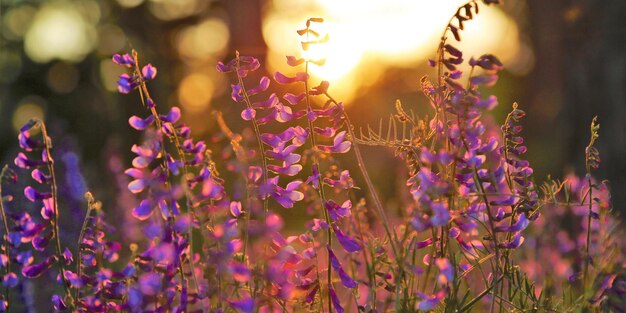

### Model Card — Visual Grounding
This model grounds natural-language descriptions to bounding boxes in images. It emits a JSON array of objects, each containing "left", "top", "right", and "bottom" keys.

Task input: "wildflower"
[
  {"left": 22, "top": 255, "right": 56, "bottom": 278},
  {"left": 327, "top": 246, "right": 357, "bottom": 288},
  {"left": 332, "top": 224, "right": 362, "bottom": 252},
  {"left": 112, "top": 53, "right": 135, "bottom": 67}
]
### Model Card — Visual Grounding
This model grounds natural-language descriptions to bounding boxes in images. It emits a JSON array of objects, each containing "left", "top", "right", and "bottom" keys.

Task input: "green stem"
[
  {"left": 38, "top": 121, "right": 75, "bottom": 306},
  {"left": 583, "top": 175, "right": 593, "bottom": 291},
  {"left": 75, "top": 192, "right": 95, "bottom": 302},
  {"left": 323, "top": 93, "right": 399, "bottom": 260},
  {"left": 0, "top": 166, "right": 12, "bottom": 312},
  {"left": 234, "top": 52, "right": 271, "bottom": 216}
]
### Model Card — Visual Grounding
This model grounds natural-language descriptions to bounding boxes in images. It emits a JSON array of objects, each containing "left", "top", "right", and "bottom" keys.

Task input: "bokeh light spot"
[
  {"left": 176, "top": 17, "right": 230, "bottom": 63},
  {"left": 116, "top": 0, "right": 145, "bottom": 9},
  {"left": 2, "top": 5, "right": 37, "bottom": 41},
  {"left": 97, "top": 24, "right": 128, "bottom": 55},
  {"left": 12, "top": 97, "right": 46, "bottom": 133},
  {"left": 178, "top": 73, "right": 214, "bottom": 113},
  {"left": 148, "top": 0, "right": 208, "bottom": 21},
  {"left": 24, "top": 3, "right": 97, "bottom": 63},
  {"left": 47, "top": 62, "right": 80, "bottom": 94},
  {"left": 100, "top": 60, "right": 127, "bottom": 92}
]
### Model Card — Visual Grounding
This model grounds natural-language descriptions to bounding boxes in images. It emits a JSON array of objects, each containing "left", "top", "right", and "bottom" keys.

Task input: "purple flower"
[
  {"left": 202, "top": 177, "right": 224, "bottom": 200},
  {"left": 415, "top": 238, "right": 433, "bottom": 250},
  {"left": 332, "top": 224, "right": 362, "bottom": 252},
  {"left": 283, "top": 92, "right": 306, "bottom": 105},
  {"left": 159, "top": 106, "right": 181, "bottom": 124},
  {"left": 138, "top": 272, "right": 162, "bottom": 295},
  {"left": 63, "top": 270, "right": 83, "bottom": 287},
  {"left": 305, "top": 283, "right": 320, "bottom": 303},
  {"left": 2, "top": 273, "right": 18, "bottom": 288},
  {"left": 247, "top": 166, "right": 262, "bottom": 183},
  {"left": 241, "top": 107, "right": 256, "bottom": 121},
  {"left": 498, "top": 231, "right": 525, "bottom": 249},
  {"left": 130, "top": 143, "right": 159, "bottom": 169},
  {"left": 128, "top": 286, "right": 143, "bottom": 312},
  {"left": 229, "top": 297, "right": 254, "bottom": 313},
  {"left": 62, "top": 247, "right": 73, "bottom": 265},
  {"left": 125, "top": 168, "right": 149, "bottom": 194},
  {"left": 324, "top": 170, "right": 354, "bottom": 190},
  {"left": 141, "top": 64, "right": 157, "bottom": 80},
  {"left": 230, "top": 201, "right": 243, "bottom": 218},
  {"left": 274, "top": 71, "right": 309, "bottom": 85},
  {"left": 286, "top": 56, "right": 305, "bottom": 67},
  {"left": 128, "top": 115, "right": 155, "bottom": 131},
  {"left": 18, "top": 130, "right": 40, "bottom": 151},
  {"left": 22, "top": 255, "right": 56, "bottom": 278},
  {"left": 231, "top": 83, "right": 244, "bottom": 102},
  {"left": 24, "top": 186, "right": 51, "bottom": 202},
  {"left": 495, "top": 213, "right": 529, "bottom": 233},
  {"left": 230, "top": 262, "right": 251, "bottom": 283},
  {"left": 325, "top": 200, "right": 352, "bottom": 221},
  {"left": 14, "top": 152, "right": 42, "bottom": 169},
  {"left": 165, "top": 154, "right": 183, "bottom": 176},
  {"left": 329, "top": 287, "right": 344, "bottom": 313},
  {"left": 52, "top": 294, "right": 68, "bottom": 311},
  {"left": 40, "top": 197, "right": 54, "bottom": 220},
  {"left": 318, "top": 131, "right": 351, "bottom": 154},
  {"left": 252, "top": 93, "right": 279, "bottom": 109},
  {"left": 469, "top": 54, "right": 503, "bottom": 71},
  {"left": 266, "top": 143, "right": 302, "bottom": 164},
  {"left": 416, "top": 290, "right": 445, "bottom": 311},
  {"left": 216, "top": 58, "right": 236, "bottom": 73},
  {"left": 117, "top": 73, "right": 139, "bottom": 94},
  {"left": 309, "top": 80, "right": 330, "bottom": 95},
  {"left": 267, "top": 162, "right": 302, "bottom": 176},
  {"left": 436, "top": 258, "right": 454, "bottom": 285},
  {"left": 314, "top": 126, "right": 337, "bottom": 137},
  {"left": 310, "top": 219, "right": 329, "bottom": 232},
  {"left": 270, "top": 179, "right": 304, "bottom": 208},
  {"left": 32, "top": 233, "right": 52, "bottom": 251},
  {"left": 112, "top": 53, "right": 135, "bottom": 67},
  {"left": 217, "top": 55, "right": 259, "bottom": 78},
  {"left": 150, "top": 242, "right": 176, "bottom": 266},
  {"left": 31, "top": 168, "right": 50, "bottom": 184},
  {"left": 327, "top": 246, "right": 357, "bottom": 288},
  {"left": 247, "top": 76, "right": 270, "bottom": 95},
  {"left": 132, "top": 200, "right": 153, "bottom": 220}
]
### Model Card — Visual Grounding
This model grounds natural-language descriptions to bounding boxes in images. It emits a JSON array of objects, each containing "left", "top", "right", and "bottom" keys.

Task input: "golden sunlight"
[
  {"left": 263, "top": 0, "right": 528, "bottom": 103},
  {"left": 24, "top": 2, "right": 97, "bottom": 63}
]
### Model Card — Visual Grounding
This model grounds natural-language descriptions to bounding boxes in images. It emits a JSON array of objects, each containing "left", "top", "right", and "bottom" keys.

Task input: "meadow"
[{"left": 0, "top": 1, "right": 624, "bottom": 312}]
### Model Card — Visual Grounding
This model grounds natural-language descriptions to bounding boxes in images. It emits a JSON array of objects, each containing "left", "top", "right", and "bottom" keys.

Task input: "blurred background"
[{"left": 1, "top": 0, "right": 625, "bottom": 218}]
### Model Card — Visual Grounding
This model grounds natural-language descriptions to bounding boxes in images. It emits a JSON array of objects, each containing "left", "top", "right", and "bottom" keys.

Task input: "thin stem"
[
  {"left": 0, "top": 166, "right": 12, "bottom": 312},
  {"left": 323, "top": 92, "right": 399, "bottom": 260},
  {"left": 38, "top": 121, "right": 75, "bottom": 306},
  {"left": 459, "top": 275, "right": 504, "bottom": 313},
  {"left": 301, "top": 29, "right": 334, "bottom": 312},
  {"left": 304, "top": 63, "right": 333, "bottom": 313},
  {"left": 234, "top": 52, "right": 270, "bottom": 215},
  {"left": 583, "top": 175, "right": 592, "bottom": 291},
  {"left": 475, "top": 168, "right": 501, "bottom": 313},
  {"left": 75, "top": 192, "right": 95, "bottom": 302}
]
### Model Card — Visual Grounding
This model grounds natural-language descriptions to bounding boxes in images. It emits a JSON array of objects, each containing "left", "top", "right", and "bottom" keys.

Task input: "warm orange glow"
[
  {"left": 263, "top": 0, "right": 529, "bottom": 103},
  {"left": 176, "top": 18, "right": 230, "bottom": 64},
  {"left": 178, "top": 73, "right": 215, "bottom": 113}
]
